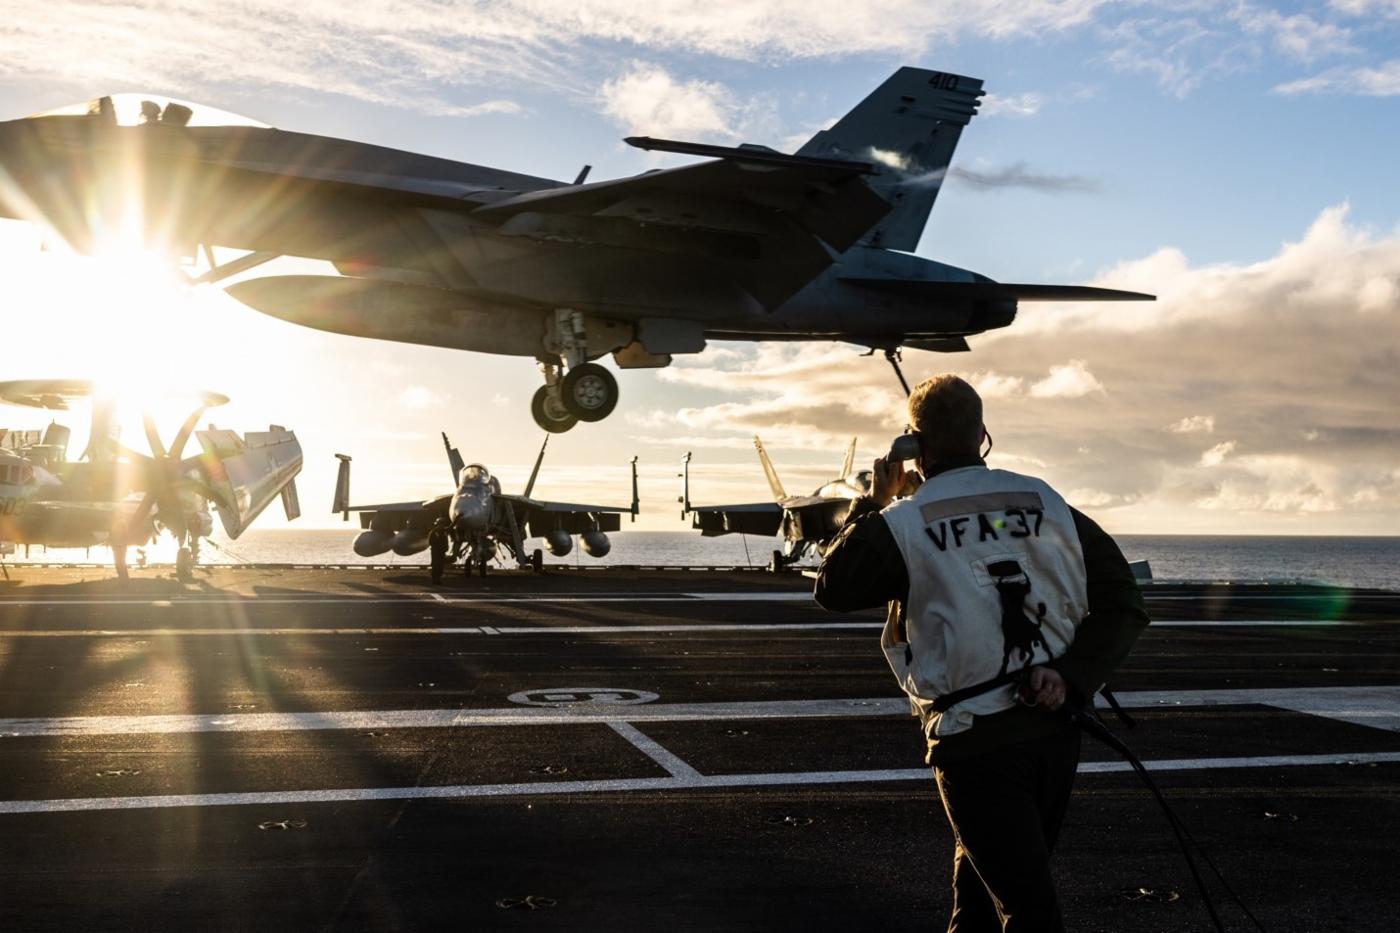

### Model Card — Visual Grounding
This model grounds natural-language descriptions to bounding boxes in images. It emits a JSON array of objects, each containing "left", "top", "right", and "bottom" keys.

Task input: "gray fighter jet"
[
  {"left": 682, "top": 437, "right": 894, "bottom": 571},
  {"left": 332, "top": 434, "right": 637, "bottom": 581},
  {"left": 0, "top": 68, "right": 1151, "bottom": 433}
]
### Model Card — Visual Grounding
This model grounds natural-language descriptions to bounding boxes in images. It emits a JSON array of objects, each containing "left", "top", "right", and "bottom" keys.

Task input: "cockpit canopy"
[
  {"left": 853, "top": 470, "right": 873, "bottom": 493},
  {"left": 32, "top": 95, "right": 269, "bottom": 129},
  {"left": 458, "top": 464, "right": 490, "bottom": 486}
]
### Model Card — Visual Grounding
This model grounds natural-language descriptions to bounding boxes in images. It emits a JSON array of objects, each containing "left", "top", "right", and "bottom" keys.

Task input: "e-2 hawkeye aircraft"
[
  {"left": 0, "top": 380, "right": 302, "bottom": 580},
  {"left": 0, "top": 68, "right": 1151, "bottom": 434},
  {"left": 682, "top": 437, "right": 913, "bottom": 571},
  {"left": 333, "top": 434, "right": 637, "bottom": 582}
]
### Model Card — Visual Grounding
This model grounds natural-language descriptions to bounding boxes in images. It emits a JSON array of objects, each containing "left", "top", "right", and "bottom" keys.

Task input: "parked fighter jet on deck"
[
  {"left": 0, "top": 68, "right": 1151, "bottom": 433},
  {"left": 0, "top": 380, "right": 303, "bottom": 580},
  {"left": 682, "top": 437, "right": 900, "bottom": 571},
  {"left": 333, "top": 434, "right": 637, "bottom": 582}
]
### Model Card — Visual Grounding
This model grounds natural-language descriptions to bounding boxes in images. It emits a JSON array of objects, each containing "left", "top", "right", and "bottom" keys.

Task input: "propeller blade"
[
  {"left": 125, "top": 490, "right": 157, "bottom": 540},
  {"left": 169, "top": 405, "right": 208, "bottom": 461},
  {"left": 143, "top": 413, "right": 167, "bottom": 460}
]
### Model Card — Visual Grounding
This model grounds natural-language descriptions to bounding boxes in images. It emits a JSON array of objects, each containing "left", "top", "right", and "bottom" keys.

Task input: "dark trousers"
[{"left": 933, "top": 725, "right": 1081, "bottom": 933}]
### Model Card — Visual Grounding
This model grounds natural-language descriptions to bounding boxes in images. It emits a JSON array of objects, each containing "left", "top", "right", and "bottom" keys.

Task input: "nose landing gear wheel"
[
  {"left": 176, "top": 546, "right": 194, "bottom": 582},
  {"left": 531, "top": 386, "right": 579, "bottom": 434},
  {"left": 560, "top": 363, "right": 618, "bottom": 422}
]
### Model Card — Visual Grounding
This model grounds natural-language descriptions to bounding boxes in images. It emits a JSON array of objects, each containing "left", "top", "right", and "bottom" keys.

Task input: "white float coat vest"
[{"left": 881, "top": 466, "right": 1088, "bottom": 738}]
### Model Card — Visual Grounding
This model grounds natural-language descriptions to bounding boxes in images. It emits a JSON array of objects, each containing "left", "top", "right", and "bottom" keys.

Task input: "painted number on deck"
[{"left": 507, "top": 687, "right": 660, "bottom": 707}]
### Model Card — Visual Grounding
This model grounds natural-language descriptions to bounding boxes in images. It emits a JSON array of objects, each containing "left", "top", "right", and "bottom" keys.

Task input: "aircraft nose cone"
[{"left": 455, "top": 499, "right": 489, "bottom": 531}]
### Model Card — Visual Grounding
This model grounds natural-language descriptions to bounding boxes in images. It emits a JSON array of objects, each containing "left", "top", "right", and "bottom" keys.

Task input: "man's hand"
[
  {"left": 871, "top": 456, "right": 906, "bottom": 508},
  {"left": 1019, "top": 667, "right": 1067, "bottom": 711}
]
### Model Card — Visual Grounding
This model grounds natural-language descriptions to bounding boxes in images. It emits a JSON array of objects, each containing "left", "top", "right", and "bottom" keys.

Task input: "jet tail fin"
[
  {"left": 443, "top": 432, "right": 465, "bottom": 485},
  {"left": 798, "top": 67, "right": 983, "bottom": 252},
  {"left": 333, "top": 454, "right": 351, "bottom": 520},
  {"left": 840, "top": 437, "right": 857, "bottom": 479},
  {"left": 524, "top": 435, "right": 549, "bottom": 498},
  {"left": 754, "top": 436, "right": 787, "bottom": 501}
]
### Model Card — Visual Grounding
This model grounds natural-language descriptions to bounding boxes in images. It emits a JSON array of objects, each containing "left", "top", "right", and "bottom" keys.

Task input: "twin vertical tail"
[
  {"left": 754, "top": 436, "right": 787, "bottom": 501},
  {"left": 797, "top": 67, "right": 983, "bottom": 251}
]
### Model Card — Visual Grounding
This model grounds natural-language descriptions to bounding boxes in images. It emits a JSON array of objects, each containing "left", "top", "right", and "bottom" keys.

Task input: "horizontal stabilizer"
[
  {"left": 624, "top": 137, "right": 877, "bottom": 174},
  {"left": 843, "top": 278, "right": 1155, "bottom": 302}
]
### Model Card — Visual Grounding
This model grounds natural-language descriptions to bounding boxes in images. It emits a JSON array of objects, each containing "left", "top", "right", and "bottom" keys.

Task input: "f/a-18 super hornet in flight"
[
  {"left": 0, "top": 68, "right": 1151, "bottom": 433},
  {"left": 333, "top": 434, "right": 637, "bottom": 582},
  {"left": 682, "top": 437, "right": 910, "bottom": 571},
  {"left": 0, "top": 380, "right": 303, "bottom": 580}
]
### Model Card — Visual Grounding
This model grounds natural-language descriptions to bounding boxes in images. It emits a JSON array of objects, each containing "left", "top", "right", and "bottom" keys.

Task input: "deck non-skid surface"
[{"left": 0, "top": 567, "right": 1396, "bottom": 931}]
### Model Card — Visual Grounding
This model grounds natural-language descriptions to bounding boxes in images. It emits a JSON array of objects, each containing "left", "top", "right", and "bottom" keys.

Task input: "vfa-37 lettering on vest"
[{"left": 919, "top": 491, "right": 1047, "bottom": 551}]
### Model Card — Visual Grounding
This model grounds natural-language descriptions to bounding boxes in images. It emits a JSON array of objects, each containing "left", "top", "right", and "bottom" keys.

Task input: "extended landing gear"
[
  {"left": 530, "top": 310, "right": 623, "bottom": 433},
  {"left": 531, "top": 548, "right": 544, "bottom": 574},
  {"left": 176, "top": 546, "right": 194, "bottom": 583}
]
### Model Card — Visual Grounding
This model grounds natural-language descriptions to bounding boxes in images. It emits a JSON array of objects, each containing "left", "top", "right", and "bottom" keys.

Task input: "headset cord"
[{"left": 1069, "top": 707, "right": 1269, "bottom": 933}]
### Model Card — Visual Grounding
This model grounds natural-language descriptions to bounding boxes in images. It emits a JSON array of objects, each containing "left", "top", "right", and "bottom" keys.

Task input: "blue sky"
[{"left": 0, "top": 0, "right": 1397, "bottom": 534}]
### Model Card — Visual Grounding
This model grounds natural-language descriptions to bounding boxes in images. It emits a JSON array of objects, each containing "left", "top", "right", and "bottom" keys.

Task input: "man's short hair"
[{"left": 908, "top": 374, "right": 983, "bottom": 459}]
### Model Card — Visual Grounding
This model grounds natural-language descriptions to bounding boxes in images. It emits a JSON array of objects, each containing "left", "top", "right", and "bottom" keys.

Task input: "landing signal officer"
[{"left": 815, "top": 374, "right": 1149, "bottom": 933}]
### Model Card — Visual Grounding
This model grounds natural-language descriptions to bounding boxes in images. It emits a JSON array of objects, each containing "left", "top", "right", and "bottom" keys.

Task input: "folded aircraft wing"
[
  {"left": 686, "top": 502, "right": 785, "bottom": 538},
  {"left": 195, "top": 426, "right": 303, "bottom": 539}
]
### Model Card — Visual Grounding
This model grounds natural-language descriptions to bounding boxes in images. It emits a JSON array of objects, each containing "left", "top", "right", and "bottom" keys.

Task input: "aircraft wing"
[
  {"left": 686, "top": 502, "right": 785, "bottom": 538},
  {"left": 503, "top": 495, "right": 633, "bottom": 537},
  {"left": 473, "top": 152, "right": 887, "bottom": 253},
  {"left": 349, "top": 495, "right": 450, "bottom": 531},
  {"left": 472, "top": 149, "right": 891, "bottom": 309}
]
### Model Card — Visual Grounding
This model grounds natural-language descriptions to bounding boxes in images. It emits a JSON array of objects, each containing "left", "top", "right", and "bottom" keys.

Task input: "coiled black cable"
[{"left": 1069, "top": 707, "right": 1269, "bottom": 933}]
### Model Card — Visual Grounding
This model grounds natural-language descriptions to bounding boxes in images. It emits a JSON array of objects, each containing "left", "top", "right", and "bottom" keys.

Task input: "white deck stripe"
[
  {"left": 3, "top": 750, "right": 1398, "bottom": 815},
  {"left": 0, "top": 592, "right": 815, "bottom": 607},
  {"left": 607, "top": 721, "right": 702, "bottom": 779},
  {"left": 0, "top": 618, "right": 1381, "bottom": 639},
  {"left": 3, "top": 686, "right": 1397, "bottom": 738}
]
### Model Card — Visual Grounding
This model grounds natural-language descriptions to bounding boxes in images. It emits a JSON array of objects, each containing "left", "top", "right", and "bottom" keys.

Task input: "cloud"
[
  {"left": 1232, "top": 7, "right": 1356, "bottom": 62},
  {"left": 600, "top": 63, "right": 745, "bottom": 140},
  {"left": 0, "top": 1, "right": 1111, "bottom": 115},
  {"left": 1029, "top": 360, "right": 1106, "bottom": 398},
  {"left": 979, "top": 92, "right": 1043, "bottom": 117},
  {"left": 653, "top": 203, "right": 1400, "bottom": 531},
  {"left": 1199, "top": 441, "right": 1236, "bottom": 467},
  {"left": 397, "top": 385, "right": 449, "bottom": 409},
  {"left": 948, "top": 162, "right": 1101, "bottom": 194},
  {"left": 1169, "top": 415, "right": 1216, "bottom": 434},
  {"left": 1273, "top": 60, "right": 1400, "bottom": 96}
]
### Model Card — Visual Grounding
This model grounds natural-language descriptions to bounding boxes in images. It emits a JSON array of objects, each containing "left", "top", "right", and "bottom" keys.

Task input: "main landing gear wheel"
[
  {"left": 531, "top": 548, "right": 544, "bottom": 574},
  {"left": 478, "top": 554, "right": 489, "bottom": 577},
  {"left": 560, "top": 363, "right": 618, "bottom": 423},
  {"left": 531, "top": 386, "right": 578, "bottom": 434},
  {"left": 176, "top": 546, "right": 194, "bottom": 583}
]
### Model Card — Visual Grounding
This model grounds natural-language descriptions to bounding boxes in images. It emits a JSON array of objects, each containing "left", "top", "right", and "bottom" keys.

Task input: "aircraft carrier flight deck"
[{"left": 1, "top": 566, "right": 1397, "bottom": 932}]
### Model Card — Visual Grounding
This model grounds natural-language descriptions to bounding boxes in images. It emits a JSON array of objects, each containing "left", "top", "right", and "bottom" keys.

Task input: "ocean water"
[{"left": 6, "top": 529, "right": 1399, "bottom": 591}]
